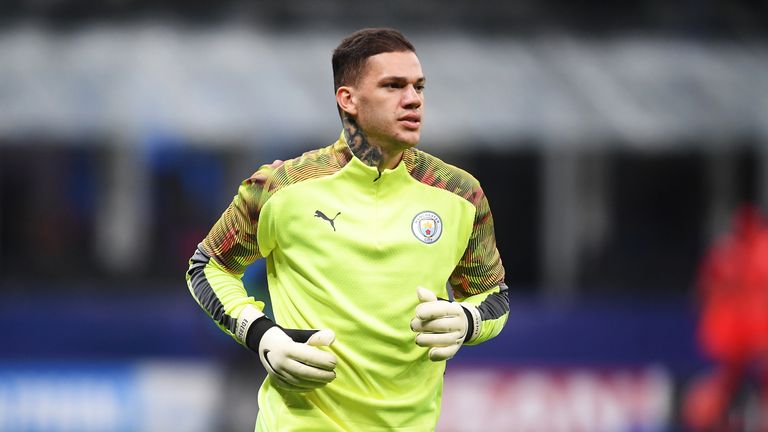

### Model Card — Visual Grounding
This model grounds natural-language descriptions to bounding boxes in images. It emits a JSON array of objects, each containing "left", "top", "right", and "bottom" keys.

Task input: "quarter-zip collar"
[{"left": 332, "top": 131, "right": 416, "bottom": 183}]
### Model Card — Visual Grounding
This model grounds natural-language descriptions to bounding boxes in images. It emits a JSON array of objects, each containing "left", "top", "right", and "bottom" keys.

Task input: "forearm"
[
  {"left": 457, "top": 283, "right": 509, "bottom": 345},
  {"left": 186, "top": 244, "right": 265, "bottom": 345}
]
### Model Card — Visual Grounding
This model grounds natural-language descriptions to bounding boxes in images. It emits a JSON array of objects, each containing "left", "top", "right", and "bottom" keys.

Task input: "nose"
[{"left": 402, "top": 84, "right": 422, "bottom": 109}]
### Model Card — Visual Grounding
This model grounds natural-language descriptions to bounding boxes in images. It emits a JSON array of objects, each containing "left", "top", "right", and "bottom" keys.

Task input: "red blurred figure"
[{"left": 684, "top": 204, "right": 768, "bottom": 431}]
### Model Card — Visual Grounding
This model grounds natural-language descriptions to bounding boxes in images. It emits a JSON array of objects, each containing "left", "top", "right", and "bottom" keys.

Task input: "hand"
[
  {"left": 258, "top": 327, "right": 338, "bottom": 392},
  {"left": 410, "top": 287, "right": 469, "bottom": 361}
]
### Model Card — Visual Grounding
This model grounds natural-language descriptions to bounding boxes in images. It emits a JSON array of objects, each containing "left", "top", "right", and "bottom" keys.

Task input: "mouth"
[{"left": 398, "top": 114, "right": 421, "bottom": 130}]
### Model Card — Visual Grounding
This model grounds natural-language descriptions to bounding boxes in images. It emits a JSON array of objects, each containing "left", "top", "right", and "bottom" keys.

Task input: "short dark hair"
[{"left": 332, "top": 28, "right": 415, "bottom": 92}]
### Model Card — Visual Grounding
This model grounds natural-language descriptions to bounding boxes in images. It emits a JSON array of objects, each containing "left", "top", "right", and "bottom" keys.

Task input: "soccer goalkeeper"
[{"left": 186, "top": 28, "right": 509, "bottom": 431}]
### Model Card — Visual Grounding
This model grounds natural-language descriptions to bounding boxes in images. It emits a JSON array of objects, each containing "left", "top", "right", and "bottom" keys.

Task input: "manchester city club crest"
[{"left": 411, "top": 211, "right": 443, "bottom": 244}]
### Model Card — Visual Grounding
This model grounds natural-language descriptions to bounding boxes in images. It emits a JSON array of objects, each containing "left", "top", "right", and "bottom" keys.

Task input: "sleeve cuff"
[
  {"left": 236, "top": 305, "right": 274, "bottom": 352},
  {"left": 459, "top": 302, "right": 481, "bottom": 343}
]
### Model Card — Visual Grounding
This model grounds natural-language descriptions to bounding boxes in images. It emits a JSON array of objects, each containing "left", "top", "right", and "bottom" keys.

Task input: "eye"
[
  {"left": 415, "top": 84, "right": 425, "bottom": 92},
  {"left": 384, "top": 82, "right": 402, "bottom": 89}
]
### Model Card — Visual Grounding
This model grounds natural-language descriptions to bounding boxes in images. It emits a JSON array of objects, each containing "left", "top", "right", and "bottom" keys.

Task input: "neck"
[{"left": 342, "top": 114, "right": 403, "bottom": 171}]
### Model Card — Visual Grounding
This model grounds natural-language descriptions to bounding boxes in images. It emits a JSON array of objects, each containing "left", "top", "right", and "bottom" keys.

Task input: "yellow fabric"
[
  {"left": 193, "top": 134, "right": 506, "bottom": 431},
  {"left": 458, "top": 286, "right": 509, "bottom": 346}
]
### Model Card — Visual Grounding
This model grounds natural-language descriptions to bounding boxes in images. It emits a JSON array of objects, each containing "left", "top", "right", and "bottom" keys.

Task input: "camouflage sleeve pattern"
[
  {"left": 448, "top": 184, "right": 505, "bottom": 298},
  {"left": 201, "top": 161, "right": 283, "bottom": 275}
]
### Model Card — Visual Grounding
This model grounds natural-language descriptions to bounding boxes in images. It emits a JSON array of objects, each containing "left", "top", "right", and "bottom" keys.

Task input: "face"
[{"left": 338, "top": 51, "right": 425, "bottom": 151}]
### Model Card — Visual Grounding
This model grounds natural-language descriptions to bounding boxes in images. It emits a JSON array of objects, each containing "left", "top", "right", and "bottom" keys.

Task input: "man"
[
  {"left": 187, "top": 28, "right": 509, "bottom": 431},
  {"left": 683, "top": 204, "right": 768, "bottom": 431}
]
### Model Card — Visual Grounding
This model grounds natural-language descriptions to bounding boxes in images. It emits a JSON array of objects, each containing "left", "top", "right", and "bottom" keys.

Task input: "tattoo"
[{"left": 342, "top": 114, "right": 383, "bottom": 168}]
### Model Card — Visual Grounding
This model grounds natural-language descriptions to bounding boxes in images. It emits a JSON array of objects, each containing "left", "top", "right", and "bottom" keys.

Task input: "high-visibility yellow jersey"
[{"left": 187, "top": 133, "right": 508, "bottom": 431}]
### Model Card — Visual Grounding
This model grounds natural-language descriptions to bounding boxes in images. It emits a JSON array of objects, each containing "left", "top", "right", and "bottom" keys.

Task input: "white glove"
[
  {"left": 410, "top": 287, "right": 479, "bottom": 361},
  {"left": 258, "top": 327, "right": 338, "bottom": 392}
]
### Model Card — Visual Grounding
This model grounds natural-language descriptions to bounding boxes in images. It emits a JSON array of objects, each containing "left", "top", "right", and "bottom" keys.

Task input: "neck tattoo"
[{"left": 342, "top": 114, "right": 383, "bottom": 168}]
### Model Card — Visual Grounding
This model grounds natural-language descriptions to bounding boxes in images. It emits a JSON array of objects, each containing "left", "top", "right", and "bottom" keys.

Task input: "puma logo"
[{"left": 314, "top": 210, "right": 341, "bottom": 231}]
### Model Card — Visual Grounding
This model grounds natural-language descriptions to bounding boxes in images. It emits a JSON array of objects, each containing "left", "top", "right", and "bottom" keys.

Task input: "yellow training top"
[{"left": 187, "top": 133, "right": 508, "bottom": 431}]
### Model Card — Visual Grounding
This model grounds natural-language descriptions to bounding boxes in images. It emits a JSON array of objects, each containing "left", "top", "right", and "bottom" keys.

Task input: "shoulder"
[
  {"left": 407, "top": 148, "right": 485, "bottom": 207},
  {"left": 245, "top": 142, "right": 344, "bottom": 197}
]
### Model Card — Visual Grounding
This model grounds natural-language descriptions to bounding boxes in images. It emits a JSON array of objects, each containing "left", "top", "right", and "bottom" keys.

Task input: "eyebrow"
[{"left": 379, "top": 76, "right": 426, "bottom": 85}]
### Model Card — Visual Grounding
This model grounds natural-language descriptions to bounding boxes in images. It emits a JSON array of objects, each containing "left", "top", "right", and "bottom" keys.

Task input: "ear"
[{"left": 336, "top": 86, "right": 358, "bottom": 116}]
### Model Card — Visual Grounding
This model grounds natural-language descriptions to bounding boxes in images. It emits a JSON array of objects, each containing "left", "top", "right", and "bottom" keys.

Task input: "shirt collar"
[{"left": 333, "top": 130, "right": 416, "bottom": 175}]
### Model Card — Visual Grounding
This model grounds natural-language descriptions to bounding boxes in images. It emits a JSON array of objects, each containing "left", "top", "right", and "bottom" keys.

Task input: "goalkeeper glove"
[
  {"left": 410, "top": 287, "right": 481, "bottom": 361},
  {"left": 239, "top": 306, "right": 337, "bottom": 392}
]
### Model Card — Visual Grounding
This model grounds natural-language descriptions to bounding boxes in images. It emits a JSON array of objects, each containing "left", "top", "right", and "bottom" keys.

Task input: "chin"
[{"left": 397, "top": 132, "right": 421, "bottom": 148}]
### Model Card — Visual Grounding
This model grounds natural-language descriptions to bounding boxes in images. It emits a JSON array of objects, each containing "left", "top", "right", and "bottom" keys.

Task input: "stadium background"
[{"left": 1, "top": 1, "right": 767, "bottom": 430}]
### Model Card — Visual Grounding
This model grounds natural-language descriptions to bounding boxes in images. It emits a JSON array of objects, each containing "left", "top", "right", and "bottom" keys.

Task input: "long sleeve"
[
  {"left": 449, "top": 185, "right": 509, "bottom": 345},
  {"left": 186, "top": 162, "right": 280, "bottom": 345}
]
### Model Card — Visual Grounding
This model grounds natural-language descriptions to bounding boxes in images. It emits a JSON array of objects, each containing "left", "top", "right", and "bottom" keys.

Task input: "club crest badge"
[{"left": 412, "top": 211, "right": 443, "bottom": 244}]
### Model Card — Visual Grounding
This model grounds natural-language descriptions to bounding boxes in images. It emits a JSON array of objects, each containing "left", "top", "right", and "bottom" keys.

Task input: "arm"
[
  {"left": 449, "top": 184, "right": 508, "bottom": 345},
  {"left": 411, "top": 184, "right": 508, "bottom": 360},
  {"left": 186, "top": 164, "right": 274, "bottom": 344},
  {"left": 186, "top": 161, "right": 337, "bottom": 391}
]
